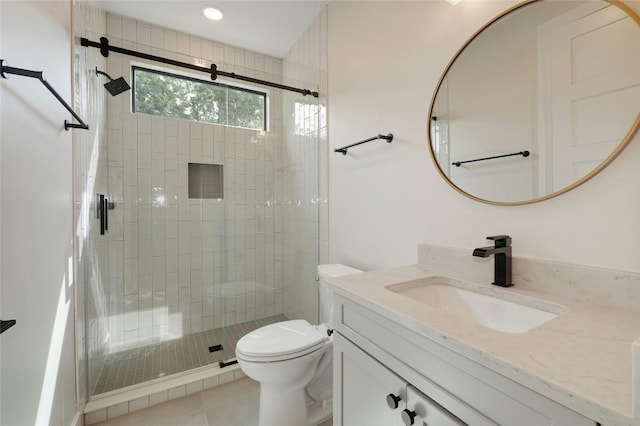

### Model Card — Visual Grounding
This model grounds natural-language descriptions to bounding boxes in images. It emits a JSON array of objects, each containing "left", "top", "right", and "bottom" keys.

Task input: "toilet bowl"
[{"left": 235, "top": 264, "right": 361, "bottom": 426}]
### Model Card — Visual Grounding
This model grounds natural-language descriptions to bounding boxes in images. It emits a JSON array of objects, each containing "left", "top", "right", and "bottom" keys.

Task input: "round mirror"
[{"left": 428, "top": 0, "right": 640, "bottom": 205}]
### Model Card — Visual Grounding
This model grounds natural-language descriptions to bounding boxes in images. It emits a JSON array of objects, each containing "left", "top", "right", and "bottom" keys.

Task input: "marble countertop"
[{"left": 329, "top": 263, "right": 640, "bottom": 426}]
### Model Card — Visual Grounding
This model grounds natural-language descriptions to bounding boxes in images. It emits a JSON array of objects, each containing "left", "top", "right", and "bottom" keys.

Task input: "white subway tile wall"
[{"left": 75, "top": 3, "right": 327, "bottom": 399}]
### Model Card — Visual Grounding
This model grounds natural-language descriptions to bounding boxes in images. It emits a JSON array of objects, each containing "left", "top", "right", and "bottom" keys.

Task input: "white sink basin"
[{"left": 386, "top": 277, "right": 564, "bottom": 334}]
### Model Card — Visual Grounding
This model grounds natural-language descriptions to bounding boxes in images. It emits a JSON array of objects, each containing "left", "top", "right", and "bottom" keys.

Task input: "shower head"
[
  {"left": 95, "top": 67, "right": 130, "bottom": 96},
  {"left": 104, "top": 77, "right": 130, "bottom": 96}
]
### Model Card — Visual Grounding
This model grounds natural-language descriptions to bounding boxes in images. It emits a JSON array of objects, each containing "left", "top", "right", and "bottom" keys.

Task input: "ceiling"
[{"left": 98, "top": 1, "right": 329, "bottom": 58}]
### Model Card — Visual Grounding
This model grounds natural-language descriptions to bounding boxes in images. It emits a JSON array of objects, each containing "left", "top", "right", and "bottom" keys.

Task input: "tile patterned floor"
[
  {"left": 92, "top": 377, "right": 333, "bottom": 426},
  {"left": 94, "top": 315, "right": 288, "bottom": 395}
]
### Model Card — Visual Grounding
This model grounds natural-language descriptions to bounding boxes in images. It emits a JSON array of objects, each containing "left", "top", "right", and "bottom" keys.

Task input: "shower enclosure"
[{"left": 75, "top": 13, "right": 322, "bottom": 398}]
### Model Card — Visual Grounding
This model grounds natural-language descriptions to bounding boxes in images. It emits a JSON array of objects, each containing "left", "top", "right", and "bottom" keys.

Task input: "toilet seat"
[{"left": 236, "top": 319, "right": 326, "bottom": 363}]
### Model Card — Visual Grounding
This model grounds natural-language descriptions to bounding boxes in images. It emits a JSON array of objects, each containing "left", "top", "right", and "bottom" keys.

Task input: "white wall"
[
  {"left": 328, "top": 0, "right": 640, "bottom": 274},
  {"left": 0, "top": 1, "right": 79, "bottom": 425}
]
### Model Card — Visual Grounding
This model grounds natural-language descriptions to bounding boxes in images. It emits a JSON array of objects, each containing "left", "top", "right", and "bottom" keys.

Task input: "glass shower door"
[
  {"left": 209, "top": 80, "right": 322, "bottom": 367},
  {"left": 81, "top": 32, "right": 321, "bottom": 395}
]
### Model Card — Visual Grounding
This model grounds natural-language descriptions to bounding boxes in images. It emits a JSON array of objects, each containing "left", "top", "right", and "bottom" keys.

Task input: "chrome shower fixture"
[{"left": 95, "top": 67, "right": 130, "bottom": 96}]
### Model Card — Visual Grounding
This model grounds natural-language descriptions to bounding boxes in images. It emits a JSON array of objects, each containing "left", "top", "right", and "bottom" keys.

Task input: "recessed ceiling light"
[
  {"left": 445, "top": 0, "right": 463, "bottom": 5},
  {"left": 203, "top": 6, "right": 224, "bottom": 21}
]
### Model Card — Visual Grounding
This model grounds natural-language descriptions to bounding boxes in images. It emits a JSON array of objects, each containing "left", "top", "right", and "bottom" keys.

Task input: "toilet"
[{"left": 235, "top": 264, "right": 362, "bottom": 426}]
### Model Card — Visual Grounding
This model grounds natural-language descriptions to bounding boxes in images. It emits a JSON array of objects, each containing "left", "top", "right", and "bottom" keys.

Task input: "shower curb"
[{"left": 84, "top": 363, "right": 244, "bottom": 424}]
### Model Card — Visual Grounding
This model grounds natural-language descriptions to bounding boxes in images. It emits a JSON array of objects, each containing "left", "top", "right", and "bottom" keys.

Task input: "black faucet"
[{"left": 473, "top": 235, "right": 513, "bottom": 287}]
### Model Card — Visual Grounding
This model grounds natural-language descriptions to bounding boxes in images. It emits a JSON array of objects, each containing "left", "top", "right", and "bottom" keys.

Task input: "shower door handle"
[
  {"left": 98, "top": 193, "right": 109, "bottom": 235},
  {"left": 98, "top": 194, "right": 106, "bottom": 235},
  {"left": 104, "top": 196, "right": 109, "bottom": 232},
  {"left": 97, "top": 193, "right": 115, "bottom": 235}
]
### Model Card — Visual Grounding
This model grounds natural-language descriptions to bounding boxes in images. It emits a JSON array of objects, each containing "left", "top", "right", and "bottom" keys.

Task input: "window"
[{"left": 132, "top": 66, "right": 267, "bottom": 131}]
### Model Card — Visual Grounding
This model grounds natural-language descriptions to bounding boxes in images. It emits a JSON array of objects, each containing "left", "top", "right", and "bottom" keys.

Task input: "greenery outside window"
[{"left": 132, "top": 66, "right": 267, "bottom": 131}]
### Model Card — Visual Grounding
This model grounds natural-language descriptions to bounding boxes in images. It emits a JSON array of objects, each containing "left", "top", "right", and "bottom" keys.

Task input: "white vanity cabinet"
[
  {"left": 333, "top": 294, "right": 597, "bottom": 426},
  {"left": 405, "top": 386, "right": 467, "bottom": 426},
  {"left": 337, "top": 333, "right": 406, "bottom": 426},
  {"left": 336, "top": 333, "right": 468, "bottom": 426}
]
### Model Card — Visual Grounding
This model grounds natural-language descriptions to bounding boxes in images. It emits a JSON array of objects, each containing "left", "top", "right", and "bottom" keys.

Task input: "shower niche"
[{"left": 188, "top": 163, "right": 224, "bottom": 200}]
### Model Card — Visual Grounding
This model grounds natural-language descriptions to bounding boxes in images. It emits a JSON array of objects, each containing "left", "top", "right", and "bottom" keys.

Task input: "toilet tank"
[{"left": 318, "top": 264, "right": 362, "bottom": 329}]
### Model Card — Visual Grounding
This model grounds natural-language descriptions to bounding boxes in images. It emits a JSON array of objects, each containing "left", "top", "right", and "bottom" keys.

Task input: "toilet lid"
[{"left": 236, "top": 319, "right": 325, "bottom": 360}]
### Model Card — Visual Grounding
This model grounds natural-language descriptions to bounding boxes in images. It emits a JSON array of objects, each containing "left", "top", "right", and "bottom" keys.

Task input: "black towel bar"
[
  {"left": 453, "top": 150, "right": 530, "bottom": 167},
  {"left": 335, "top": 133, "right": 393, "bottom": 155},
  {"left": 0, "top": 59, "right": 89, "bottom": 130}
]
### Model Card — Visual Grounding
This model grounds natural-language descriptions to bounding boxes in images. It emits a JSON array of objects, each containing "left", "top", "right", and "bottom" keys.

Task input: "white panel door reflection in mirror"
[{"left": 541, "top": 3, "right": 640, "bottom": 192}]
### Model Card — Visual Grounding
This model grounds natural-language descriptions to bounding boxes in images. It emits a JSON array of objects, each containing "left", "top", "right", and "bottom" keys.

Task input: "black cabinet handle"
[
  {"left": 401, "top": 408, "right": 417, "bottom": 425},
  {"left": 386, "top": 393, "right": 402, "bottom": 409}
]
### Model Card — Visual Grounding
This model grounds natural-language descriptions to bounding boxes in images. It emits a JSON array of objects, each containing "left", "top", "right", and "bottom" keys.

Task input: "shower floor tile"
[{"left": 93, "top": 314, "right": 288, "bottom": 395}]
